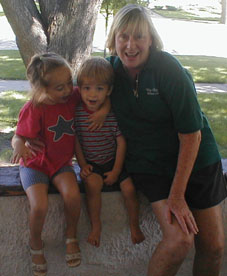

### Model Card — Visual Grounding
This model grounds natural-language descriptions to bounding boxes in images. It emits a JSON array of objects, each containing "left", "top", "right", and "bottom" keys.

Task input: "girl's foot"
[
  {"left": 66, "top": 238, "right": 81, "bottom": 267},
  {"left": 130, "top": 226, "right": 145, "bottom": 244},
  {"left": 30, "top": 245, "right": 47, "bottom": 276},
  {"left": 87, "top": 224, "right": 101, "bottom": 247}
]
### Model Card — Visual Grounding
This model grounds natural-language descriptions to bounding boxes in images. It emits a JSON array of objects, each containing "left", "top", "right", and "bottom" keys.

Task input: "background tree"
[
  {"left": 0, "top": 0, "right": 103, "bottom": 74},
  {"left": 100, "top": 0, "right": 149, "bottom": 56},
  {"left": 220, "top": 0, "right": 227, "bottom": 24}
]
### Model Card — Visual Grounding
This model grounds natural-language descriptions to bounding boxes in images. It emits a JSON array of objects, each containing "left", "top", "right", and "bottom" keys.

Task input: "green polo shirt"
[{"left": 108, "top": 51, "right": 220, "bottom": 177}]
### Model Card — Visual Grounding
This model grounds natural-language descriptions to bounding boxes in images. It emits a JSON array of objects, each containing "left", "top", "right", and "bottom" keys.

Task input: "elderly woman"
[{"left": 106, "top": 4, "right": 226, "bottom": 276}]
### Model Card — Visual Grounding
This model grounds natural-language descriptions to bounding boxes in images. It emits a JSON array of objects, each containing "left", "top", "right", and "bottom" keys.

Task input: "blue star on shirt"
[{"left": 48, "top": 115, "right": 74, "bottom": 142}]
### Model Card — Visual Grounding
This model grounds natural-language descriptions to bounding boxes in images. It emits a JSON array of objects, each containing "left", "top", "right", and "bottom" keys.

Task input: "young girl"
[
  {"left": 75, "top": 57, "right": 145, "bottom": 247},
  {"left": 11, "top": 53, "right": 82, "bottom": 276}
]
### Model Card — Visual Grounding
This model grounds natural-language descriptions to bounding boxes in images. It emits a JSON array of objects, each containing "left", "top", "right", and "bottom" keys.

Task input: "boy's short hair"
[{"left": 77, "top": 57, "right": 114, "bottom": 87}]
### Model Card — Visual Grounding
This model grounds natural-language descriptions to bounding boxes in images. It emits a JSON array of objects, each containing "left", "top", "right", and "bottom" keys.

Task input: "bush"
[
  {"left": 166, "top": 5, "right": 178, "bottom": 11},
  {"left": 154, "top": 6, "right": 164, "bottom": 10}
]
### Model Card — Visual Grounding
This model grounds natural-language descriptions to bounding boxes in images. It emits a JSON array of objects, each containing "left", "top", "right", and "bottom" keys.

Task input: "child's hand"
[
  {"left": 103, "top": 171, "right": 119, "bottom": 186},
  {"left": 11, "top": 144, "right": 34, "bottom": 166},
  {"left": 86, "top": 112, "right": 105, "bottom": 131},
  {"left": 80, "top": 164, "right": 93, "bottom": 178},
  {"left": 26, "top": 138, "right": 45, "bottom": 153}
]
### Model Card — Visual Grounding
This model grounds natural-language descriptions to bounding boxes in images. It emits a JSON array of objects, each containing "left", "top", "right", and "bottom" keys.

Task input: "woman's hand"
[
  {"left": 80, "top": 164, "right": 93, "bottom": 178},
  {"left": 25, "top": 138, "right": 45, "bottom": 153},
  {"left": 166, "top": 196, "right": 199, "bottom": 235},
  {"left": 103, "top": 171, "right": 118, "bottom": 186}
]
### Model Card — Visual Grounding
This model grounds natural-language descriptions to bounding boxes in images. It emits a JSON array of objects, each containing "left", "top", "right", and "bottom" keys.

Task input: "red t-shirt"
[{"left": 16, "top": 87, "right": 81, "bottom": 177}]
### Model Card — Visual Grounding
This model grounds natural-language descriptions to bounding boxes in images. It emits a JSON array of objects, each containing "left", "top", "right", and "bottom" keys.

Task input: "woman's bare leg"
[
  {"left": 192, "top": 204, "right": 225, "bottom": 276},
  {"left": 147, "top": 199, "right": 194, "bottom": 276}
]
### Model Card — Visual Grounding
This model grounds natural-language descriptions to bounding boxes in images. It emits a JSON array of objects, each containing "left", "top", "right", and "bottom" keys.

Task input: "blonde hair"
[
  {"left": 77, "top": 57, "right": 114, "bottom": 88},
  {"left": 26, "top": 52, "right": 72, "bottom": 105},
  {"left": 106, "top": 4, "right": 163, "bottom": 55}
]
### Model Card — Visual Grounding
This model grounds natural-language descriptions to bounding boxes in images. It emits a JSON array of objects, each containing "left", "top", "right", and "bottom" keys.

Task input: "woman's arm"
[
  {"left": 86, "top": 97, "right": 111, "bottom": 131},
  {"left": 104, "top": 135, "right": 126, "bottom": 185},
  {"left": 167, "top": 130, "right": 201, "bottom": 234}
]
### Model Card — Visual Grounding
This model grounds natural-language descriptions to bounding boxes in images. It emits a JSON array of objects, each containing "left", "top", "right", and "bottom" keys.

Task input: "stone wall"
[{"left": 0, "top": 192, "right": 226, "bottom": 276}]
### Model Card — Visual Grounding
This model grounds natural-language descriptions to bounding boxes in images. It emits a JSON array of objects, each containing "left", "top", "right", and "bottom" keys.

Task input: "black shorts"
[
  {"left": 131, "top": 161, "right": 227, "bottom": 209},
  {"left": 88, "top": 159, "right": 129, "bottom": 189}
]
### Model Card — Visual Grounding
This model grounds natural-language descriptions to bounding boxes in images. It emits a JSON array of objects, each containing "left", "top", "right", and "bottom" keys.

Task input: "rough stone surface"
[{"left": 0, "top": 192, "right": 227, "bottom": 275}]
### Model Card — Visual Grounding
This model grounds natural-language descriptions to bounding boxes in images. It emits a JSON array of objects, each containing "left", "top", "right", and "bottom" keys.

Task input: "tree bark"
[
  {"left": 221, "top": 0, "right": 227, "bottom": 24},
  {"left": 1, "top": 0, "right": 103, "bottom": 74}
]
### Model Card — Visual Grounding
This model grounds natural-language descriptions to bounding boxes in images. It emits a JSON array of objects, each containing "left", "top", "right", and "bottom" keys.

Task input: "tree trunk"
[
  {"left": 221, "top": 0, "right": 227, "bottom": 24},
  {"left": 1, "top": 0, "right": 103, "bottom": 74}
]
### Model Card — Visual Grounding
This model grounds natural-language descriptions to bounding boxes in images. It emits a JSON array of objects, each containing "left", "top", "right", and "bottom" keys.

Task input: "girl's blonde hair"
[
  {"left": 77, "top": 57, "right": 114, "bottom": 88},
  {"left": 26, "top": 52, "right": 72, "bottom": 105},
  {"left": 106, "top": 4, "right": 163, "bottom": 55}
]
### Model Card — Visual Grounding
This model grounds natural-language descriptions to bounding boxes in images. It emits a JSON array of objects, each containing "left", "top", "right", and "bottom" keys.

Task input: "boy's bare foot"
[
  {"left": 87, "top": 224, "right": 101, "bottom": 247},
  {"left": 131, "top": 226, "right": 145, "bottom": 244}
]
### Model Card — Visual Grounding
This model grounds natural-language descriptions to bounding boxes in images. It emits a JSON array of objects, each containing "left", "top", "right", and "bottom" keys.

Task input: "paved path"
[
  {"left": 0, "top": 79, "right": 227, "bottom": 93},
  {"left": 1, "top": 12, "right": 227, "bottom": 56},
  {"left": 1, "top": 12, "right": 226, "bottom": 93}
]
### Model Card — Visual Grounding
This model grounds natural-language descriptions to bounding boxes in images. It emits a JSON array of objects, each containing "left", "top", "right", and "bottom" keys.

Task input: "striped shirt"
[{"left": 75, "top": 103, "right": 121, "bottom": 165}]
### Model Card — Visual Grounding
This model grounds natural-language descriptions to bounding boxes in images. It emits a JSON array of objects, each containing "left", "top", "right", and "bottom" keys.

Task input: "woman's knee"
[
  {"left": 194, "top": 204, "right": 225, "bottom": 260},
  {"left": 195, "top": 234, "right": 225, "bottom": 260},
  {"left": 163, "top": 227, "right": 194, "bottom": 254}
]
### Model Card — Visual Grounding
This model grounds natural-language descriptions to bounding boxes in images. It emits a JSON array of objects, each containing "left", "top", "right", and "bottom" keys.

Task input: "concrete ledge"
[
  {"left": 0, "top": 165, "right": 120, "bottom": 196},
  {"left": 0, "top": 166, "right": 227, "bottom": 275},
  {"left": 0, "top": 192, "right": 155, "bottom": 275}
]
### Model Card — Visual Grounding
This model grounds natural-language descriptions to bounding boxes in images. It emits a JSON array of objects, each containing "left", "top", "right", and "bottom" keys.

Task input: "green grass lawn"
[
  {"left": 0, "top": 91, "right": 227, "bottom": 164},
  {"left": 0, "top": 50, "right": 26, "bottom": 80},
  {"left": 153, "top": 8, "right": 220, "bottom": 22},
  {"left": 0, "top": 50, "right": 227, "bottom": 83},
  {"left": 197, "top": 93, "right": 227, "bottom": 158}
]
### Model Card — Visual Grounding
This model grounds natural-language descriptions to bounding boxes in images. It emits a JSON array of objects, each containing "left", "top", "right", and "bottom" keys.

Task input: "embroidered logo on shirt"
[
  {"left": 146, "top": 88, "right": 159, "bottom": 96},
  {"left": 48, "top": 115, "right": 75, "bottom": 142}
]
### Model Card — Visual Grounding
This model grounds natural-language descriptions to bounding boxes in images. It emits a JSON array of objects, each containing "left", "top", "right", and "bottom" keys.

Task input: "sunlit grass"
[
  {"left": 0, "top": 50, "right": 26, "bottom": 80},
  {"left": 0, "top": 91, "right": 227, "bottom": 164},
  {"left": 0, "top": 51, "right": 227, "bottom": 83},
  {"left": 176, "top": 55, "right": 227, "bottom": 83},
  {"left": 0, "top": 90, "right": 28, "bottom": 130},
  {"left": 153, "top": 9, "right": 220, "bottom": 22}
]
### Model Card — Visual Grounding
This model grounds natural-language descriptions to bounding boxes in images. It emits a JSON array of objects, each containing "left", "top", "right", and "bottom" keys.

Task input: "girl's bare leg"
[
  {"left": 53, "top": 172, "right": 81, "bottom": 259},
  {"left": 26, "top": 183, "right": 48, "bottom": 267},
  {"left": 120, "top": 177, "right": 145, "bottom": 244}
]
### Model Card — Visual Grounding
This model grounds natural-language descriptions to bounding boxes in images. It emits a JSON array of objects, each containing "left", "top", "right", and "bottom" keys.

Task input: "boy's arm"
[
  {"left": 75, "top": 134, "right": 93, "bottom": 178},
  {"left": 104, "top": 135, "right": 126, "bottom": 185},
  {"left": 86, "top": 97, "right": 111, "bottom": 131},
  {"left": 11, "top": 134, "right": 34, "bottom": 166}
]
